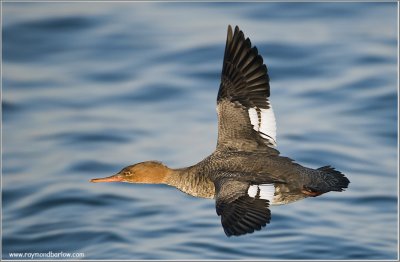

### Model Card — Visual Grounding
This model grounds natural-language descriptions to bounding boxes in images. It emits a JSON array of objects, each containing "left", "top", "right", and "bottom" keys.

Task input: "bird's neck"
[{"left": 166, "top": 166, "right": 215, "bottom": 199}]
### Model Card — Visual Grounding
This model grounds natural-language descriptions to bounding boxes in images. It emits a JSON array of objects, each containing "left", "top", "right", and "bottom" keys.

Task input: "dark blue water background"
[{"left": 2, "top": 2, "right": 398, "bottom": 260}]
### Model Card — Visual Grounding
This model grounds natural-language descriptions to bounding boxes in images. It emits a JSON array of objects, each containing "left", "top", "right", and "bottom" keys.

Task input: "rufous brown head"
[{"left": 90, "top": 161, "right": 172, "bottom": 184}]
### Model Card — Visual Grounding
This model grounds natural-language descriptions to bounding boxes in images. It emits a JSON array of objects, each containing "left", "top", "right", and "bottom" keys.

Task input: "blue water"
[{"left": 2, "top": 2, "right": 398, "bottom": 260}]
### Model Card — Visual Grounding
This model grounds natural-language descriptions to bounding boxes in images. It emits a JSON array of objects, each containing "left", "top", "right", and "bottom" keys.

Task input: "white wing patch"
[
  {"left": 247, "top": 102, "right": 277, "bottom": 146},
  {"left": 247, "top": 184, "right": 275, "bottom": 204},
  {"left": 248, "top": 108, "right": 259, "bottom": 131},
  {"left": 247, "top": 184, "right": 258, "bottom": 198}
]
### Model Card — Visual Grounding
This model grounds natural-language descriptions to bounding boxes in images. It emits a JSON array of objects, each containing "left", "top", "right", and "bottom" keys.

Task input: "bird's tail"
[{"left": 303, "top": 166, "right": 350, "bottom": 195}]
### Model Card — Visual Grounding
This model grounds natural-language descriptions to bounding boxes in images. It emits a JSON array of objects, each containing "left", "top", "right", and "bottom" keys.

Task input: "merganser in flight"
[{"left": 91, "top": 25, "right": 350, "bottom": 237}]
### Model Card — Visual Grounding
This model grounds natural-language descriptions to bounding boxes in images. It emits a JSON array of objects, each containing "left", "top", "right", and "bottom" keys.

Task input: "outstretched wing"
[
  {"left": 214, "top": 175, "right": 275, "bottom": 237},
  {"left": 217, "top": 25, "right": 277, "bottom": 154}
]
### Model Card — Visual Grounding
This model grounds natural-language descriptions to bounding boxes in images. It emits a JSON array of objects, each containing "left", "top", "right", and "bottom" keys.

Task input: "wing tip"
[
  {"left": 227, "top": 25, "right": 244, "bottom": 42},
  {"left": 220, "top": 196, "right": 271, "bottom": 237},
  {"left": 227, "top": 25, "right": 233, "bottom": 43}
]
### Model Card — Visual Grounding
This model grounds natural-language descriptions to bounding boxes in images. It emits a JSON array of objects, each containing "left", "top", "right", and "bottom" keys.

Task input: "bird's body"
[
  {"left": 91, "top": 25, "right": 350, "bottom": 237},
  {"left": 168, "top": 149, "right": 347, "bottom": 204}
]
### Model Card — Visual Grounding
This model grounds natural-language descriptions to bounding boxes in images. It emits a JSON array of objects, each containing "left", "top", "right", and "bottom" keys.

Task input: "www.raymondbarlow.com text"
[{"left": 8, "top": 251, "right": 85, "bottom": 259}]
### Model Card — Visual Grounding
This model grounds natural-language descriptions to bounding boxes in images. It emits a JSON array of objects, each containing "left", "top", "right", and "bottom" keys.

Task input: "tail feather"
[
  {"left": 316, "top": 165, "right": 350, "bottom": 192},
  {"left": 305, "top": 166, "right": 350, "bottom": 194}
]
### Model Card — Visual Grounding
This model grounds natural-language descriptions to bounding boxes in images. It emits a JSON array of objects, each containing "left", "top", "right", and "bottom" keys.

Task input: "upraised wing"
[{"left": 216, "top": 25, "right": 277, "bottom": 154}]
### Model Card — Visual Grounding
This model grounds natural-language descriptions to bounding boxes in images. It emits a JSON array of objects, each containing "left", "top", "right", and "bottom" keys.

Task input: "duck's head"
[{"left": 90, "top": 161, "right": 172, "bottom": 184}]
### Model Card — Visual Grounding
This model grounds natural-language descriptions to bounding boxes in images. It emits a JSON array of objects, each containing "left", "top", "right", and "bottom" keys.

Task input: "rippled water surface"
[{"left": 2, "top": 2, "right": 398, "bottom": 260}]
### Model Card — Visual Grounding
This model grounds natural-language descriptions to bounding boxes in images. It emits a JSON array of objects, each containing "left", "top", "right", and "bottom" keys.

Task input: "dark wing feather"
[
  {"left": 217, "top": 25, "right": 277, "bottom": 153},
  {"left": 214, "top": 177, "right": 271, "bottom": 237}
]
